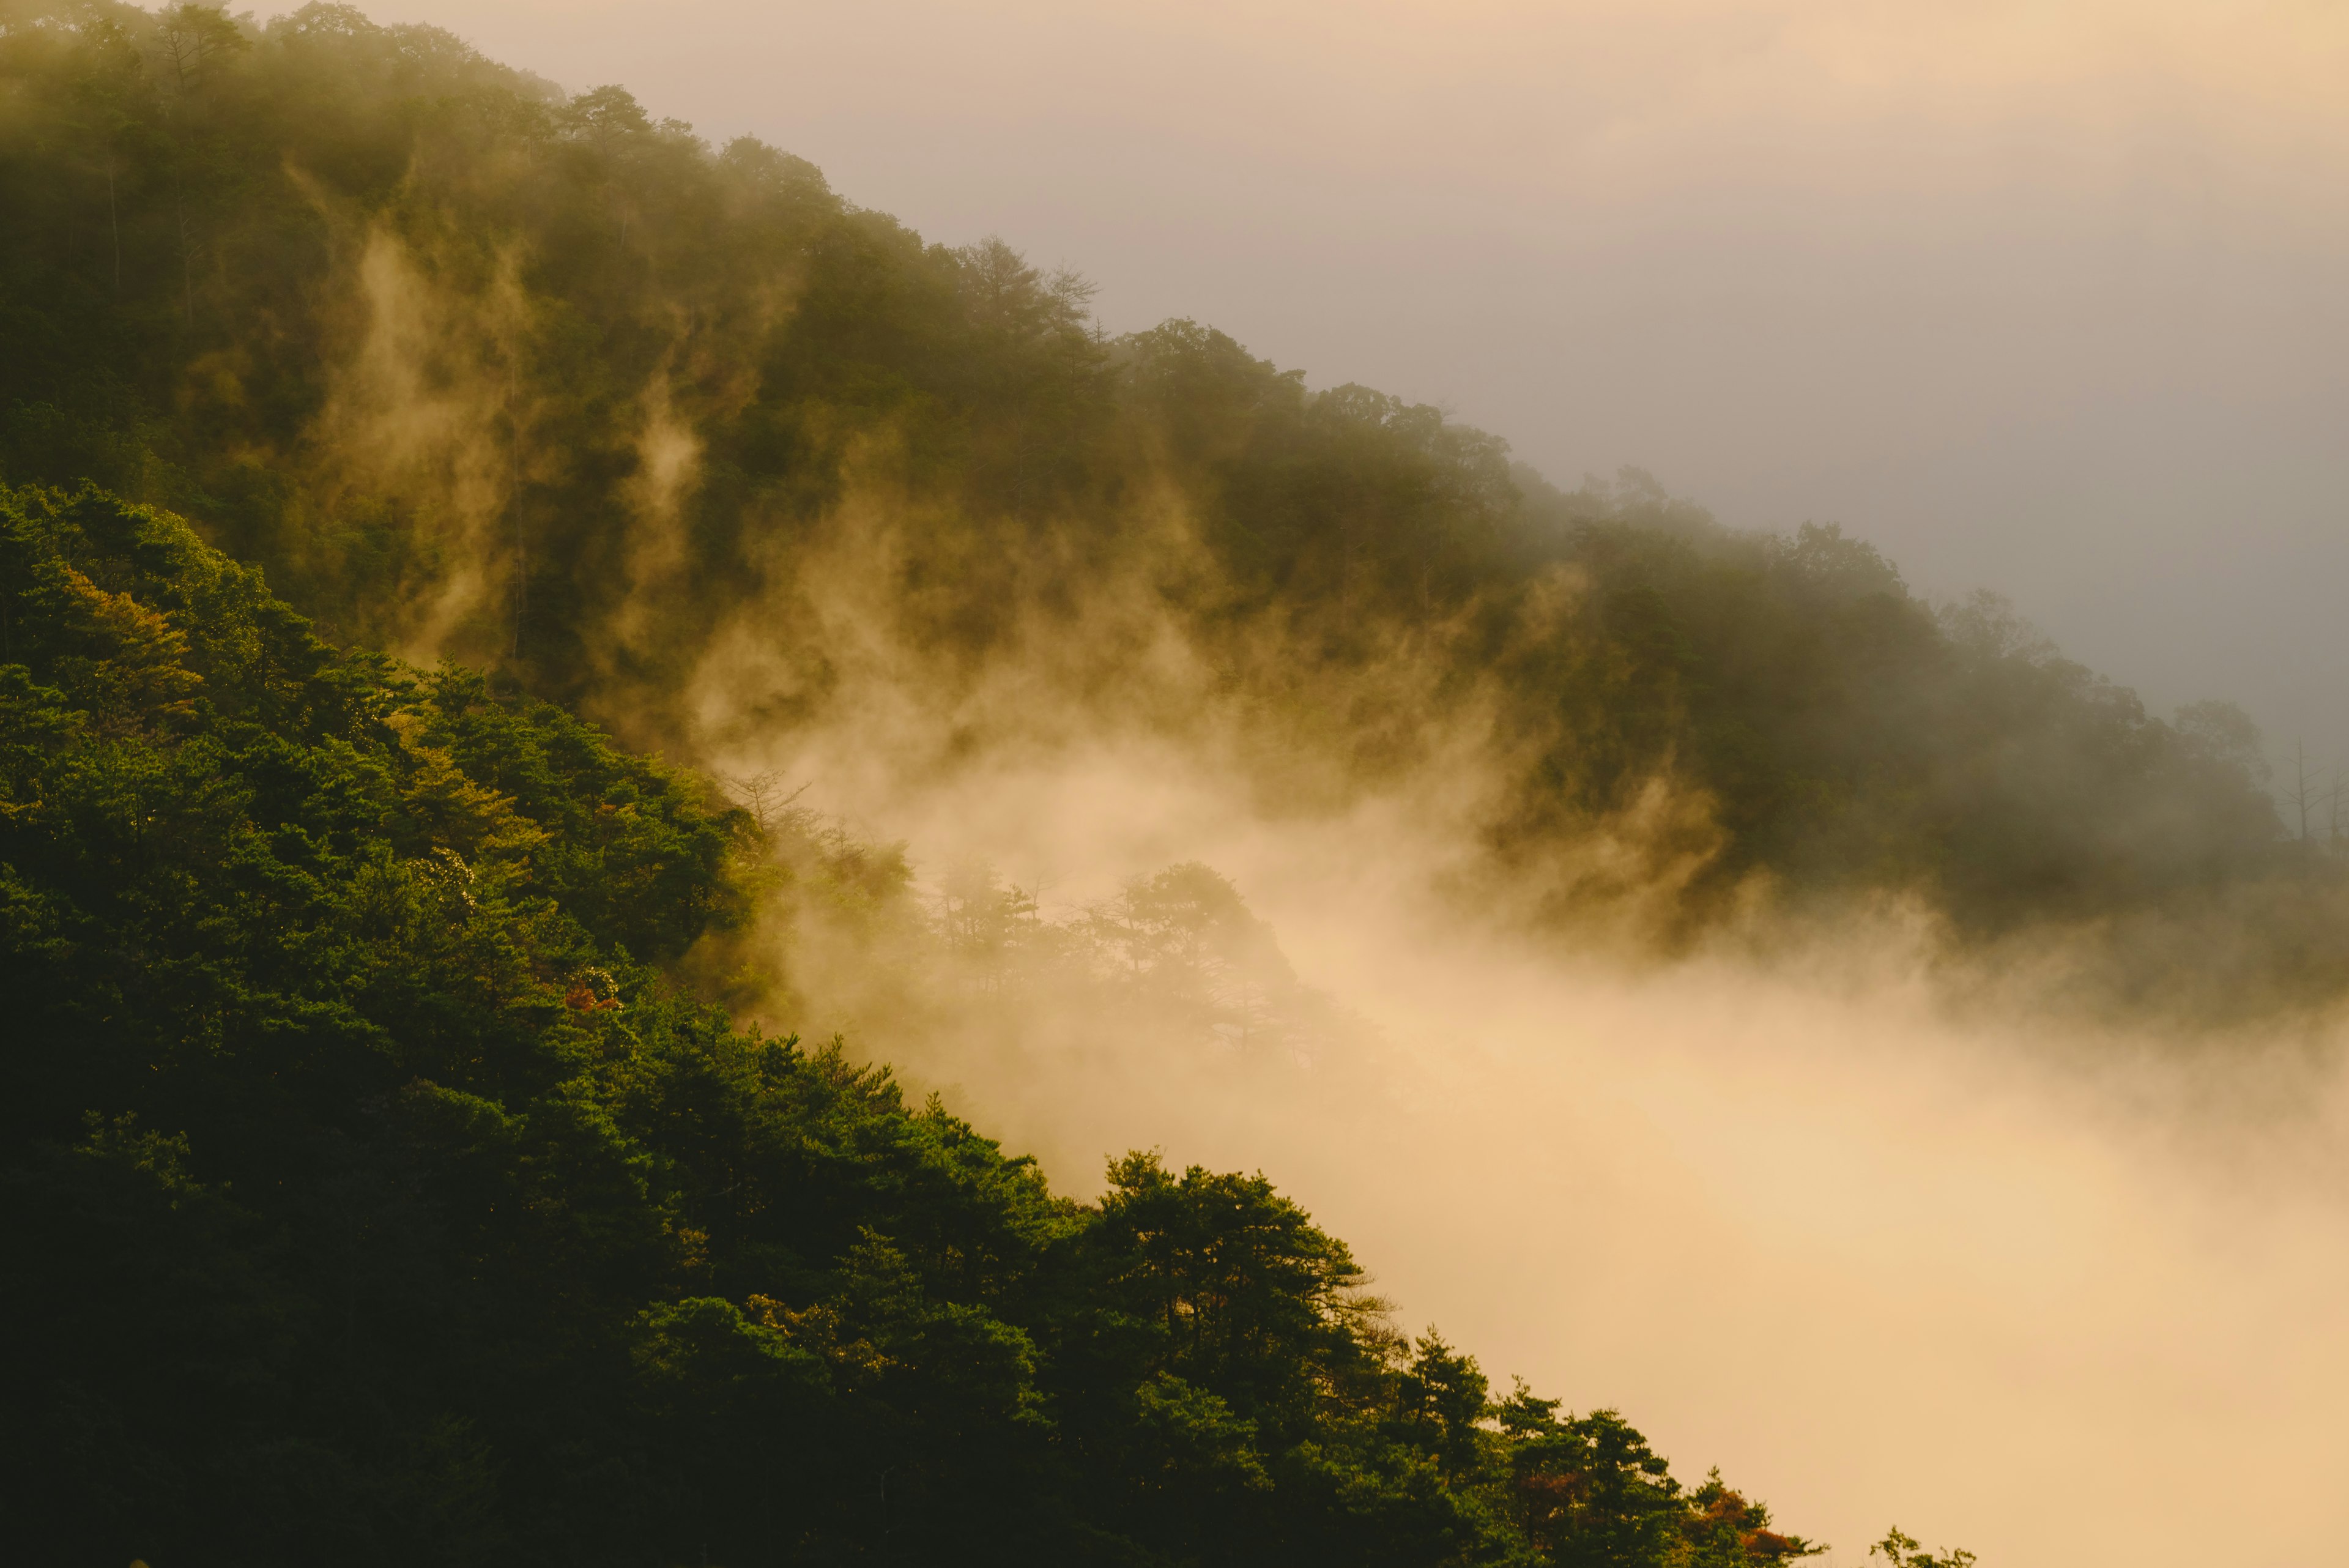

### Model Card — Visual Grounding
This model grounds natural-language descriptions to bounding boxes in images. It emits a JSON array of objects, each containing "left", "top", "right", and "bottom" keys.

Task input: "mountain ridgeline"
[{"left": 2, "top": 1, "right": 2338, "bottom": 1017}]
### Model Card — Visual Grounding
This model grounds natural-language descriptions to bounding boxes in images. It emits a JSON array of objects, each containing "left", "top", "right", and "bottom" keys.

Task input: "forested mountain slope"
[
  {"left": 0, "top": 7, "right": 2220, "bottom": 1562},
  {"left": 1, "top": 1, "right": 2339, "bottom": 1016},
  {"left": 0, "top": 482, "right": 1855, "bottom": 1566}
]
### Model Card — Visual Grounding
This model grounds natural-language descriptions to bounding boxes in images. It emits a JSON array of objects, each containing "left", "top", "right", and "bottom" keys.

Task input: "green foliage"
[
  {"left": 0, "top": 488, "right": 1851, "bottom": 1564},
  {"left": 1869, "top": 1528, "right": 1978, "bottom": 1568}
]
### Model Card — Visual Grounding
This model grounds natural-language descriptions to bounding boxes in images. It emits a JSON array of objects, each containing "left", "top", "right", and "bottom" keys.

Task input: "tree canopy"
[{"left": 0, "top": 480, "right": 1849, "bottom": 1565}]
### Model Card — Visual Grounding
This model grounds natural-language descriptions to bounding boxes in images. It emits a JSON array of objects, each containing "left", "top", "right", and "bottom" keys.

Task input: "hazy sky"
[{"left": 272, "top": 0, "right": 2349, "bottom": 773}]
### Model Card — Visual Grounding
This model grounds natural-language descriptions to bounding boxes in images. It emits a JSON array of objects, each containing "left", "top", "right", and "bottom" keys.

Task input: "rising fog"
[{"left": 679, "top": 492, "right": 2349, "bottom": 1568}]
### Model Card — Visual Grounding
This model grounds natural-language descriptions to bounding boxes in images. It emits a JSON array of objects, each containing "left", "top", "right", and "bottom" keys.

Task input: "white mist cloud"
[{"left": 754, "top": 730, "right": 2349, "bottom": 1568}]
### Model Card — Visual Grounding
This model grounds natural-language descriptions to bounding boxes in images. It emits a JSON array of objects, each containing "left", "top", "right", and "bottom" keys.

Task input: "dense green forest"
[{"left": 0, "top": 483, "right": 1895, "bottom": 1564}]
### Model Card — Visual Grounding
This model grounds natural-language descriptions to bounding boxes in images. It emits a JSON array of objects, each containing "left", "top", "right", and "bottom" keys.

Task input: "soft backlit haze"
[
  {"left": 267, "top": 0, "right": 2349, "bottom": 772},
  {"left": 724, "top": 716, "right": 2349, "bottom": 1568},
  {"left": 659, "top": 451, "right": 2349, "bottom": 1567}
]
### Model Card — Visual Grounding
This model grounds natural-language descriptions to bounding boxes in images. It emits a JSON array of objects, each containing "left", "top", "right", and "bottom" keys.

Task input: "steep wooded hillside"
[{"left": 0, "top": 482, "right": 1842, "bottom": 1567}]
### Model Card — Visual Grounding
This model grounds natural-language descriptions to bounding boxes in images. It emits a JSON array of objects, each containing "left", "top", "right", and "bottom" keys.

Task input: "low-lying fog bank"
[{"left": 742, "top": 738, "right": 2349, "bottom": 1568}]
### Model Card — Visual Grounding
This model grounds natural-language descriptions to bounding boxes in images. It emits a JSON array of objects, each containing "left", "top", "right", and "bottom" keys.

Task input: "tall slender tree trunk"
[
  {"left": 106, "top": 157, "right": 121, "bottom": 294},
  {"left": 176, "top": 187, "right": 194, "bottom": 324},
  {"left": 510, "top": 360, "right": 526, "bottom": 661}
]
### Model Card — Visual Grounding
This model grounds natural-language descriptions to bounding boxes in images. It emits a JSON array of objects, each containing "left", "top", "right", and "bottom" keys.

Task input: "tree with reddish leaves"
[
  {"left": 1492, "top": 1381, "right": 1824, "bottom": 1568},
  {"left": 1683, "top": 1470, "right": 1824, "bottom": 1566}
]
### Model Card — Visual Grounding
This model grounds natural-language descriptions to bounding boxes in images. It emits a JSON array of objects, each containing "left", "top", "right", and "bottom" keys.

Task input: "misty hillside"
[
  {"left": 0, "top": 480, "right": 1885, "bottom": 1564},
  {"left": 4, "top": 0, "right": 2343, "bottom": 1022},
  {"left": 12, "top": 7, "right": 2298, "bottom": 1565}
]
